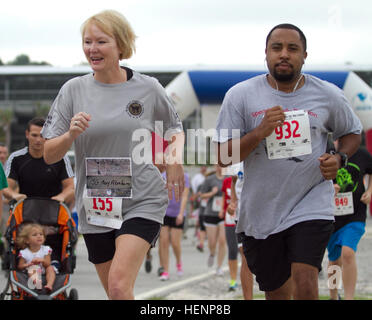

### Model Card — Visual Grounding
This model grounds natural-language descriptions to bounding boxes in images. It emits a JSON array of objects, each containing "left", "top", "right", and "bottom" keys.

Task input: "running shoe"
[
  {"left": 207, "top": 254, "right": 215, "bottom": 267},
  {"left": 159, "top": 272, "right": 170, "bottom": 281},
  {"left": 216, "top": 267, "right": 223, "bottom": 276},
  {"left": 196, "top": 244, "right": 204, "bottom": 252},
  {"left": 329, "top": 294, "right": 343, "bottom": 300},
  {"left": 176, "top": 263, "right": 183, "bottom": 276},
  {"left": 228, "top": 280, "right": 237, "bottom": 291}
]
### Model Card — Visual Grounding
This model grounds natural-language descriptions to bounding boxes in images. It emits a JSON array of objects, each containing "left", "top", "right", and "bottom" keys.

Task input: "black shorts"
[
  {"left": 204, "top": 215, "right": 224, "bottom": 226},
  {"left": 240, "top": 219, "right": 333, "bottom": 292},
  {"left": 83, "top": 218, "right": 161, "bottom": 264},
  {"left": 163, "top": 215, "right": 184, "bottom": 229}
]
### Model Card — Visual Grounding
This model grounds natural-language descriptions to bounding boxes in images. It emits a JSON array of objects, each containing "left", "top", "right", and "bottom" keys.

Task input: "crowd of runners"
[
  {"left": 143, "top": 163, "right": 254, "bottom": 298},
  {"left": 0, "top": 9, "right": 370, "bottom": 301}
]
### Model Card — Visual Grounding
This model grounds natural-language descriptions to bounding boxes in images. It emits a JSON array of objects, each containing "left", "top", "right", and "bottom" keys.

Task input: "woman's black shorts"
[{"left": 83, "top": 217, "right": 161, "bottom": 264}]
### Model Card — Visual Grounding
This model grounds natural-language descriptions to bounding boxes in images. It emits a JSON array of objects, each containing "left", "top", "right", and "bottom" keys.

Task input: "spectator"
[{"left": 3, "top": 117, "right": 74, "bottom": 204}]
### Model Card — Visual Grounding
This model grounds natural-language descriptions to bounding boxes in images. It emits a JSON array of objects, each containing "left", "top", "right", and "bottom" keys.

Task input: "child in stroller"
[
  {"left": 0, "top": 197, "right": 78, "bottom": 300},
  {"left": 17, "top": 223, "right": 56, "bottom": 292}
]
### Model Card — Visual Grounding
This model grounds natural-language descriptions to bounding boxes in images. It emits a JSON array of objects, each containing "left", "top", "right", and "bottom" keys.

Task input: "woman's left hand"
[{"left": 165, "top": 164, "right": 184, "bottom": 201}]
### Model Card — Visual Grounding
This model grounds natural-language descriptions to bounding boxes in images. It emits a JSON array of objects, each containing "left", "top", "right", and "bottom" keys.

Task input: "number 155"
[{"left": 92, "top": 198, "right": 113, "bottom": 211}]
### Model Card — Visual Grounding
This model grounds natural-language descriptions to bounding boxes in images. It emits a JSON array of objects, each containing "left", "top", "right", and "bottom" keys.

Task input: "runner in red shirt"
[{"left": 220, "top": 176, "right": 239, "bottom": 291}]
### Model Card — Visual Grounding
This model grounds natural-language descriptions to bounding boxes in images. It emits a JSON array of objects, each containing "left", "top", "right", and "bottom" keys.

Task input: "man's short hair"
[
  {"left": 266, "top": 23, "right": 307, "bottom": 51},
  {"left": 26, "top": 117, "right": 45, "bottom": 131}
]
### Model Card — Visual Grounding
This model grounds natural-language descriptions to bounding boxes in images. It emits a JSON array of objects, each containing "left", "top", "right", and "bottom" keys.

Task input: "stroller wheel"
[{"left": 68, "top": 288, "right": 78, "bottom": 300}]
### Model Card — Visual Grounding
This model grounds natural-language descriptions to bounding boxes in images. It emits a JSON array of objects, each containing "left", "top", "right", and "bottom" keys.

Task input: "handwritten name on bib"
[{"left": 84, "top": 157, "right": 132, "bottom": 229}]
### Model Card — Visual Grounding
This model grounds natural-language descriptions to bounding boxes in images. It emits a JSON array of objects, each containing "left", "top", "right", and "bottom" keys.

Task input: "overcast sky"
[{"left": 1, "top": 0, "right": 371, "bottom": 68}]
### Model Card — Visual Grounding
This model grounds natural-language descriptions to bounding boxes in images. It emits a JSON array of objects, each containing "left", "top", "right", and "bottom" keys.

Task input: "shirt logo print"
[{"left": 126, "top": 100, "right": 144, "bottom": 118}]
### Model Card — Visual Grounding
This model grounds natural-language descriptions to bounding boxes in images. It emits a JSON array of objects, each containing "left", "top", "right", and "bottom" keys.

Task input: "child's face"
[{"left": 27, "top": 227, "right": 45, "bottom": 247}]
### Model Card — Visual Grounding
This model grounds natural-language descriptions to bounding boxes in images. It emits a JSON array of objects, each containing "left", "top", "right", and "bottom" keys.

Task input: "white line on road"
[{"left": 135, "top": 265, "right": 231, "bottom": 300}]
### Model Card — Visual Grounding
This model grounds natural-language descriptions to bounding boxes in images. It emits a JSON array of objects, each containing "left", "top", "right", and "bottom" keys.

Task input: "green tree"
[
  {"left": 0, "top": 58, "right": 3, "bottom": 66},
  {"left": 0, "top": 108, "right": 13, "bottom": 149},
  {"left": 31, "top": 59, "right": 51, "bottom": 66},
  {"left": 9, "top": 54, "right": 31, "bottom": 65},
  {"left": 7, "top": 54, "right": 51, "bottom": 66},
  {"left": 35, "top": 103, "right": 51, "bottom": 118}
]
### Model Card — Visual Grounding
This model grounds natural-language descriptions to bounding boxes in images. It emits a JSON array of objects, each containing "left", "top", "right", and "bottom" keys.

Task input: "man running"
[
  {"left": 327, "top": 142, "right": 372, "bottom": 300},
  {"left": 214, "top": 23, "right": 362, "bottom": 300}
]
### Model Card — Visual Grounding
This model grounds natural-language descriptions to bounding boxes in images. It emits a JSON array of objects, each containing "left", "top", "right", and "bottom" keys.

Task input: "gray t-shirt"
[
  {"left": 200, "top": 174, "right": 224, "bottom": 217},
  {"left": 42, "top": 69, "right": 183, "bottom": 234},
  {"left": 213, "top": 74, "right": 362, "bottom": 239}
]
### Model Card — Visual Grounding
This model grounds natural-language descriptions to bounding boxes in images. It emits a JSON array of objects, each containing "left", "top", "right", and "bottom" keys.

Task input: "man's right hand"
[{"left": 256, "top": 106, "right": 286, "bottom": 139}]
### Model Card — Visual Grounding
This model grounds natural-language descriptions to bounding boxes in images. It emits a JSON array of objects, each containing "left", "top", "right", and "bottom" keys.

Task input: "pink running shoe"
[
  {"left": 176, "top": 263, "right": 183, "bottom": 276},
  {"left": 159, "top": 272, "right": 169, "bottom": 281}
]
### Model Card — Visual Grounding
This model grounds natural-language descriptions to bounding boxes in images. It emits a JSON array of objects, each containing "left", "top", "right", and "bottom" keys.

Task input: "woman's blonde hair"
[
  {"left": 81, "top": 9, "right": 136, "bottom": 60},
  {"left": 16, "top": 223, "right": 45, "bottom": 250}
]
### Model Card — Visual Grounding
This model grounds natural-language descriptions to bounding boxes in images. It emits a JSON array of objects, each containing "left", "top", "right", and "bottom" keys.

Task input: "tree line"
[{"left": 0, "top": 54, "right": 50, "bottom": 66}]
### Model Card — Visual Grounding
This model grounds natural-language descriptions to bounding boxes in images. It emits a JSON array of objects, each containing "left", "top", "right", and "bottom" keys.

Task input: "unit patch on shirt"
[{"left": 126, "top": 100, "right": 144, "bottom": 118}]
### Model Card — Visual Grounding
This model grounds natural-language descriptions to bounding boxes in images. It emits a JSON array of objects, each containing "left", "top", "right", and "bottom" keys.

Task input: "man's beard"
[{"left": 272, "top": 69, "right": 295, "bottom": 82}]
